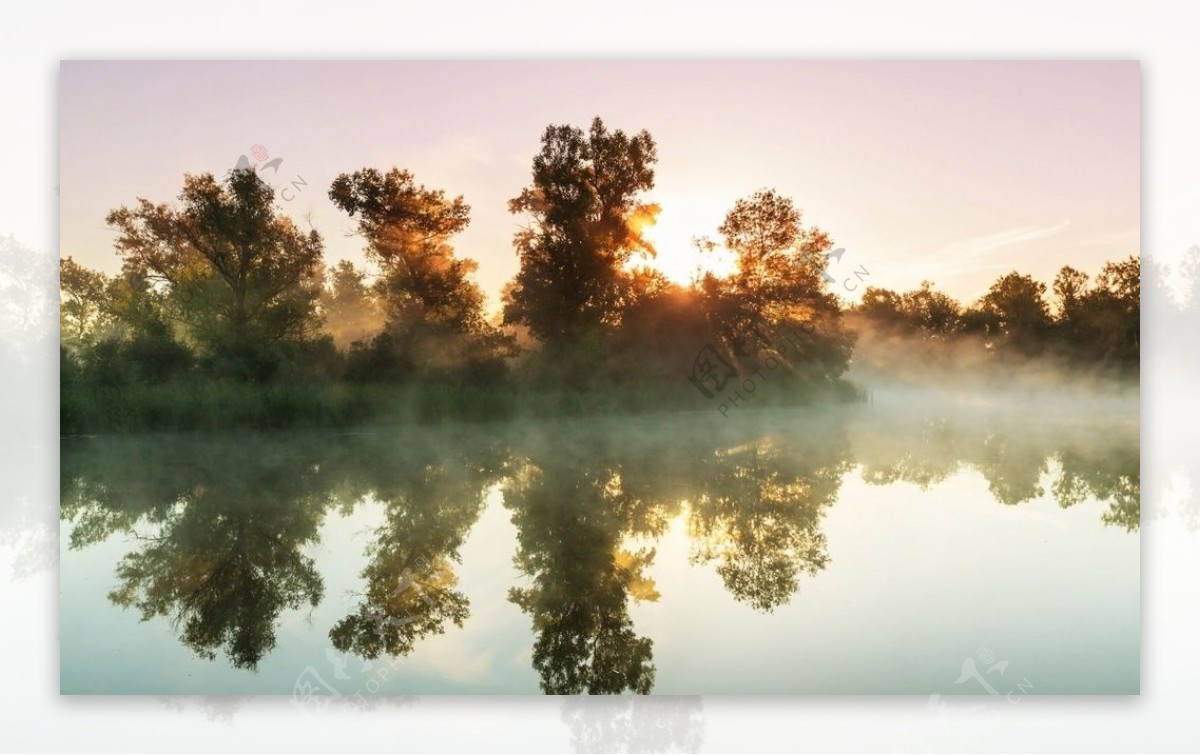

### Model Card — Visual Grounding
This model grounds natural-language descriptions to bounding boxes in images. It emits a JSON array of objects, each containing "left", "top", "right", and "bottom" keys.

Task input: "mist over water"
[
  {"left": 50, "top": 124, "right": 1142, "bottom": 695},
  {"left": 59, "top": 375, "right": 1138, "bottom": 694}
]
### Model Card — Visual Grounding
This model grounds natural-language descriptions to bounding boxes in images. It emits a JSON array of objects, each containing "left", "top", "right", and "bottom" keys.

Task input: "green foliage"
[
  {"left": 503, "top": 117, "right": 660, "bottom": 344},
  {"left": 60, "top": 256, "right": 110, "bottom": 349},
  {"left": 61, "top": 119, "right": 1139, "bottom": 434},
  {"left": 852, "top": 257, "right": 1139, "bottom": 375},
  {"left": 106, "top": 168, "right": 325, "bottom": 379},
  {"left": 975, "top": 272, "right": 1053, "bottom": 354},
  {"left": 329, "top": 167, "right": 515, "bottom": 382},
  {"left": 1055, "top": 256, "right": 1140, "bottom": 367},
  {"left": 61, "top": 404, "right": 1136, "bottom": 681},
  {"left": 697, "top": 188, "right": 855, "bottom": 377},
  {"left": 318, "top": 260, "right": 383, "bottom": 350},
  {"left": 327, "top": 448, "right": 500, "bottom": 659}
]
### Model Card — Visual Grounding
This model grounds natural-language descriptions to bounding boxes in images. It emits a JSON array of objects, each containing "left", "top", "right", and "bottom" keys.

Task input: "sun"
[{"left": 633, "top": 203, "right": 738, "bottom": 285}]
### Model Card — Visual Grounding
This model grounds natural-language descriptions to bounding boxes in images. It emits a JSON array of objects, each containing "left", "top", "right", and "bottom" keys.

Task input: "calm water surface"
[{"left": 60, "top": 398, "right": 1139, "bottom": 695}]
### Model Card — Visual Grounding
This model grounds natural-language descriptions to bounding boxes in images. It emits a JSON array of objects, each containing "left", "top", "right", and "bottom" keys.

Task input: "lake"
[{"left": 60, "top": 392, "right": 1139, "bottom": 695}]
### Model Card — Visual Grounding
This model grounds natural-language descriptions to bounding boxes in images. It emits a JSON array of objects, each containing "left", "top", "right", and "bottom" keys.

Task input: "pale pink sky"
[{"left": 60, "top": 61, "right": 1139, "bottom": 307}]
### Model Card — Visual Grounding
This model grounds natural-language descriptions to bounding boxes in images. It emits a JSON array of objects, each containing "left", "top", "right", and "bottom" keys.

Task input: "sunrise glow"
[{"left": 635, "top": 201, "right": 739, "bottom": 284}]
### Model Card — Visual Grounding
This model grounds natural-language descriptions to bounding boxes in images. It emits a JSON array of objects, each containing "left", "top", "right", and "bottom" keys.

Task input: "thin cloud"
[
  {"left": 901, "top": 220, "right": 1073, "bottom": 279},
  {"left": 945, "top": 219, "right": 1072, "bottom": 258}
]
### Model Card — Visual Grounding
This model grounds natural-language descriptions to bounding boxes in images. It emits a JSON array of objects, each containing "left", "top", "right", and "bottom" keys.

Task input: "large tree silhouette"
[
  {"left": 503, "top": 117, "right": 659, "bottom": 348},
  {"left": 971, "top": 271, "right": 1052, "bottom": 355},
  {"left": 330, "top": 167, "right": 513, "bottom": 380},
  {"left": 106, "top": 168, "right": 325, "bottom": 378}
]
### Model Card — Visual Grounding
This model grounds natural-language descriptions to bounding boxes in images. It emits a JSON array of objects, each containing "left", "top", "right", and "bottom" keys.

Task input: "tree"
[
  {"left": 973, "top": 271, "right": 1052, "bottom": 355},
  {"left": 106, "top": 168, "right": 325, "bottom": 378},
  {"left": 329, "top": 168, "right": 511, "bottom": 380},
  {"left": 1053, "top": 266, "right": 1090, "bottom": 320},
  {"left": 503, "top": 117, "right": 659, "bottom": 345},
  {"left": 1097, "top": 255, "right": 1140, "bottom": 307},
  {"left": 856, "top": 286, "right": 906, "bottom": 329},
  {"left": 60, "top": 256, "right": 111, "bottom": 350},
  {"left": 1096, "top": 256, "right": 1140, "bottom": 366},
  {"left": 1069, "top": 256, "right": 1139, "bottom": 368},
  {"left": 687, "top": 437, "right": 842, "bottom": 612},
  {"left": 319, "top": 260, "right": 382, "bottom": 350},
  {"left": 698, "top": 189, "right": 853, "bottom": 380},
  {"left": 1052, "top": 265, "right": 1092, "bottom": 357},
  {"left": 504, "top": 452, "right": 658, "bottom": 695},
  {"left": 327, "top": 439, "right": 501, "bottom": 660},
  {"left": 900, "top": 281, "right": 962, "bottom": 338},
  {"left": 60, "top": 258, "right": 192, "bottom": 385}
]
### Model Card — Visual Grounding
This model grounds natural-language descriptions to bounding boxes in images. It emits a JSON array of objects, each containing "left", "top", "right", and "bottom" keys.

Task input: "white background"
[{"left": 0, "top": 1, "right": 1196, "bottom": 751}]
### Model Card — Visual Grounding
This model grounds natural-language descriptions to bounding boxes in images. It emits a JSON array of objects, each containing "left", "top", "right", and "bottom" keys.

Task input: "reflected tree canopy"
[
  {"left": 1053, "top": 442, "right": 1140, "bottom": 532},
  {"left": 685, "top": 433, "right": 849, "bottom": 612},
  {"left": 561, "top": 695, "right": 705, "bottom": 753},
  {"left": 62, "top": 437, "right": 331, "bottom": 669},
  {"left": 61, "top": 404, "right": 1138, "bottom": 683},
  {"left": 849, "top": 405, "right": 1140, "bottom": 527},
  {"left": 328, "top": 433, "right": 506, "bottom": 659},
  {"left": 503, "top": 430, "right": 667, "bottom": 694}
]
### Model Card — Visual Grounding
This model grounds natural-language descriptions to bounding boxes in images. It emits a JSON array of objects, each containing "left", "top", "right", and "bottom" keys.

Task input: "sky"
[{"left": 59, "top": 60, "right": 1139, "bottom": 310}]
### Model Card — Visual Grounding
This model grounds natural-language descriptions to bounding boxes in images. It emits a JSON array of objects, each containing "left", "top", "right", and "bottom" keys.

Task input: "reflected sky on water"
[{"left": 60, "top": 399, "right": 1138, "bottom": 695}]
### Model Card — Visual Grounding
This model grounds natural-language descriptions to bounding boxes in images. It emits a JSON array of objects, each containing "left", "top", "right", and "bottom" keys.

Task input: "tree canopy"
[
  {"left": 503, "top": 117, "right": 660, "bottom": 345},
  {"left": 330, "top": 167, "right": 513, "bottom": 381},
  {"left": 105, "top": 168, "right": 325, "bottom": 379},
  {"left": 61, "top": 117, "right": 1140, "bottom": 433}
]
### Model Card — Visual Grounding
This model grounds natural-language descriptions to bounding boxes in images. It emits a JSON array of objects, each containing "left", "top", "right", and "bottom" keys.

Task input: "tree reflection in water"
[
  {"left": 62, "top": 436, "right": 331, "bottom": 669},
  {"left": 61, "top": 404, "right": 1139, "bottom": 687},
  {"left": 328, "top": 432, "right": 507, "bottom": 659}
]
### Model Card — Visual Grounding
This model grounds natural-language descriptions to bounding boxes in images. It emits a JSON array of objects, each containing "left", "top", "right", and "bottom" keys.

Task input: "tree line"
[
  {"left": 59, "top": 116, "right": 1140, "bottom": 432},
  {"left": 850, "top": 260, "right": 1139, "bottom": 370}
]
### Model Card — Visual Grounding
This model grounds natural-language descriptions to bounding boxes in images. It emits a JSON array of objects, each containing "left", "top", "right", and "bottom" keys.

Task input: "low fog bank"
[{"left": 845, "top": 324, "right": 1138, "bottom": 421}]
